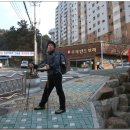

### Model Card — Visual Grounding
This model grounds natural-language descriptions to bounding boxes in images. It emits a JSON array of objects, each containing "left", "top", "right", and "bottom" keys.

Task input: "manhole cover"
[{"left": 0, "top": 108, "right": 9, "bottom": 116}]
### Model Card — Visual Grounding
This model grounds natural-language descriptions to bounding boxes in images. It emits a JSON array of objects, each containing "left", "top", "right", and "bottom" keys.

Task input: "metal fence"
[{"left": 0, "top": 73, "right": 26, "bottom": 99}]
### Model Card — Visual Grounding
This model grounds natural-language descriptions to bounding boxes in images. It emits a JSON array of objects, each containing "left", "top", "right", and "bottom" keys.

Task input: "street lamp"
[{"left": 100, "top": 40, "right": 104, "bottom": 67}]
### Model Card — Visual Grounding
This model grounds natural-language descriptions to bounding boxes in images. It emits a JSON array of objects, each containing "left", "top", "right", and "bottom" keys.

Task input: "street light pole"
[
  {"left": 101, "top": 41, "right": 104, "bottom": 67},
  {"left": 34, "top": 3, "right": 38, "bottom": 64},
  {"left": 31, "top": 1, "right": 41, "bottom": 64}
]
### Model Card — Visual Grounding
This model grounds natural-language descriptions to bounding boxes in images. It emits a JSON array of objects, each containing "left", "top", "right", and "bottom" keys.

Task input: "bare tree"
[
  {"left": 103, "top": 43, "right": 128, "bottom": 67},
  {"left": 113, "top": 44, "right": 128, "bottom": 67}
]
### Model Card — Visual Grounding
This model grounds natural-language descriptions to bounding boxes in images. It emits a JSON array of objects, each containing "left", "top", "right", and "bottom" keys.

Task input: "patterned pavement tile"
[{"left": 0, "top": 75, "right": 108, "bottom": 128}]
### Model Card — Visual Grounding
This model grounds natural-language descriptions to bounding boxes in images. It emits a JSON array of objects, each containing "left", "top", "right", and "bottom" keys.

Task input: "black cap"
[{"left": 47, "top": 40, "right": 56, "bottom": 48}]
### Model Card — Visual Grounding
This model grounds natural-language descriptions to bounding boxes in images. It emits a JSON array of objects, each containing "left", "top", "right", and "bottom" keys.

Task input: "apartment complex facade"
[
  {"left": 55, "top": 1, "right": 80, "bottom": 46},
  {"left": 53, "top": 1, "right": 130, "bottom": 46},
  {"left": 48, "top": 28, "right": 55, "bottom": 41}
]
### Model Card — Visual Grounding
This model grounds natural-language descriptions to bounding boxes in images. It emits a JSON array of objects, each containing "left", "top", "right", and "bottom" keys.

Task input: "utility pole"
[
  {"left": 100, "top": 41, "right": 104, "bottom": 67},
  {"left": 31, "top": 1, "right": 41, "bottom": 64},
  {"left": 38, "top": 33, "right": 42, "bottom": 62}
]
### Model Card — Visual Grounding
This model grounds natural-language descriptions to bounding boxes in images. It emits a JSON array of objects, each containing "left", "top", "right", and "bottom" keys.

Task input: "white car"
[
  {"left": 0, "top": 62, "right": 3, "bottom": 68},
  {"left": 21, "top": 60, "right": 28, "bottom": 68}
]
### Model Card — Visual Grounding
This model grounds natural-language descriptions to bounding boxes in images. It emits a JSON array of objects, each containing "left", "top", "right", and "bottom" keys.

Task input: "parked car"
[
  {"left": 0, "top": 62, "right": 3, "bottom": 68},
  {"left": 21, "top": 60, "right": 28, "bottom": 68}
]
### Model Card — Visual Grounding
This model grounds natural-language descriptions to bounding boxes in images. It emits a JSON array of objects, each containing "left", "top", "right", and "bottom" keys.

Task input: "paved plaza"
[{"left": 0, "top": 75, "right": 109, "bottom": 129}]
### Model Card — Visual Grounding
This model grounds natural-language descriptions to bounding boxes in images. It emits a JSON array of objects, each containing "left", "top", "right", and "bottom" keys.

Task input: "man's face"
[{"left": 47, "top": 43, "right": 55, "bottom": 52}]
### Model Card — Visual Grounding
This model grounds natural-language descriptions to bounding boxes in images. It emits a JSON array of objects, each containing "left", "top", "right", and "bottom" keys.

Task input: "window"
[
  {"left": 120, "top": 8, "right": 123, "bottom": 12},
  {"left": 102, "top": 20, "right": 105, "bottom": 23},
  {"left": 97, "top": 6, "right": 100, "bottom": 10},
  {"left": 93, "top": 24, "right": 95, "bottom": 27},
  {"left": 103, "top": 28, "right": 105, "bottom": 30},
  {"left": 93, "top": 31, "right": 96, "bottom": 35},
  {"left": 102, "top": 5, "right": 104, "bottom": 7},
  {"left": 128, "top": 5, "right": 130, "bottom": 7},
  {"left": 98, "top": 21, "right": 100, "bottom": 25},
  {"left": 98, "top": 28, "right": 100, "bottom": 32},
  {"left": 89, "top": 28, "right": 91, "bottom": 30},
  {"left": 114, "top": 10, "right": 120, "bottom": 16},
  {"left": 92, "top": 3, "right": 95, "bottom": 7},
  {"left": 114, "top": 19, "right": 120, "bottom": 24},
  {"left": 97, "top": 13, "right": 100, "bottom": 17},
  {"left": 109, "top": 15, "right": 111, "bottom": 19},
  {"left": 121, "top": 16, "right": 125, "bottom": 22},
  {"left": 97, "top": 1, "right": 99, "bottom": 4},
  {"left": 93, "top": 10, "right": 95, "bottom": 13},
  {"left": 98, "top": 37, "right": 100, "bottom": 40},
  {"left": 93, "top": 16, "right": 95, "bottom": 20}
]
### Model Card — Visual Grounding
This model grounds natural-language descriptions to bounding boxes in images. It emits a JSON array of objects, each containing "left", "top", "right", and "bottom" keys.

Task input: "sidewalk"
[{"left": 0, "top": 75, "right": 109, "bottom": 129}]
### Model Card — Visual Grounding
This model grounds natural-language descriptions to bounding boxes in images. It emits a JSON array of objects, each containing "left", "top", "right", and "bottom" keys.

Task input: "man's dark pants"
[{"left": 39, "top": 72, "right": 66, "bottom": 110}]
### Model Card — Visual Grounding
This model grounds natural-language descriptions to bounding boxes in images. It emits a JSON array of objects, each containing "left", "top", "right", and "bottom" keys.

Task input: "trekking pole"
[
  {"left": 46, "top": 79, "right": 49, "bottom": 128},
  {"left": 26, "top": 77, "right": 31, "bottom": 111},
  {"left": 25, "top": 67, "right": 32, "bottom": 111}
]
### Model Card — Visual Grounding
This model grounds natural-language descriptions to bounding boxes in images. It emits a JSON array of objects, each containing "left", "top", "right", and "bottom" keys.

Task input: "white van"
[
  {"left": 21, "top": 60, "right": 28, "bottom": 68},
  {"left": 0, "top": 62, "right": 3, "bottom": 68}
]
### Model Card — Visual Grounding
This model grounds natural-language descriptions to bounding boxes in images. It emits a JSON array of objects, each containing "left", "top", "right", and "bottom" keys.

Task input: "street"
[{"left": 0, "top": 67, "right": 87, "bottom": 83}]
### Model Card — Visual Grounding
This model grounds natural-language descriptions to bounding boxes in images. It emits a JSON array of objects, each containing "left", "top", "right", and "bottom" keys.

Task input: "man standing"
[{"left": 34, "top": 41, "right": 66, "bottom": 114}]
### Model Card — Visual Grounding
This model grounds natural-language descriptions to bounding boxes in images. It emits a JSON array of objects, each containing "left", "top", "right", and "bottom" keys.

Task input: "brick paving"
[{"left": 0, "top": 75, "right": 109, "bottom": 128}]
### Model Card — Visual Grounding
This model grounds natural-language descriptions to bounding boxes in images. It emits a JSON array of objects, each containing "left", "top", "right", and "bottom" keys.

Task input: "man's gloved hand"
[{"left": 37, "top": 64, "right": 50, "bottom": 72}]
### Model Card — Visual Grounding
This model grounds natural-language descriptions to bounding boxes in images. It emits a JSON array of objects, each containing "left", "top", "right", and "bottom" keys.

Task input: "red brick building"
[{"left": 57, "top": 42, "right": 129, "bottom": 70}]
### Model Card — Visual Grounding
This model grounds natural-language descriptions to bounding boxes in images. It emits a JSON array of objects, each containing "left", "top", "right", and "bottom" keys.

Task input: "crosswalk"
[
  {"left": 0, "top": 69, "right": 87, "bottom": 83},
  {"left": 40, "top": 75, "right": 74, "bottom": 82}
]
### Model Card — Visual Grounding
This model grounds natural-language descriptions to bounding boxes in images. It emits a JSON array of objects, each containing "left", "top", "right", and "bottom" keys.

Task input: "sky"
[{"left": 0, "top": 1, "right": 58, "bottom": 36}]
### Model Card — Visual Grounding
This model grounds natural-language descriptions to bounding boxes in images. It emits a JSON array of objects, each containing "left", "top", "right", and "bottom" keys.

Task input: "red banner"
[{"left": 128, "top": 48, "right": 130, "bottom": 62}]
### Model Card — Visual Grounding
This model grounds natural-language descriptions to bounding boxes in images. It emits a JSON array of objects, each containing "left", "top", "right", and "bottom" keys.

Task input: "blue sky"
[{"left": 0, "top": 1, "right": 58, "bottom": 35}]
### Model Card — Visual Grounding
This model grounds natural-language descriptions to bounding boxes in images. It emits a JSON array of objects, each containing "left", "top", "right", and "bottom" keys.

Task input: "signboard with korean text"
[
  {"left": 0, "top": 51, "right": 34, "bottom": 56},
  {"left": 57, "top": 43, "right": 101, "bottom": 60}
]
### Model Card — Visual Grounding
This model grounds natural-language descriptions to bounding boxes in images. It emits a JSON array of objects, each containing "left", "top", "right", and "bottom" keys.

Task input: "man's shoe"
[
  {"left": 34, "top": 106, "right": 45, "bottom": 110},
  {"left": 55, "top": 109, "right": 66, "bottom": 114}
]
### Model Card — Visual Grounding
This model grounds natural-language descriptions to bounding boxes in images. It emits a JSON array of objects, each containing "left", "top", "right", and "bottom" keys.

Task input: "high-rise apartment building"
[
  {"left": 87, "top": 1, "right": 109, "bottom": 42},
  {"left": 52, "top": 1, "right": 130, "bottom": 46},
  {"left": 49, "top": 28, "right": 55, "bottom": 41},
  {"left": 55, "top": 1, "right": 81, "bottom": 46},
  {"left": 111, "top": 1, "right": 130, "bottom": 44}
]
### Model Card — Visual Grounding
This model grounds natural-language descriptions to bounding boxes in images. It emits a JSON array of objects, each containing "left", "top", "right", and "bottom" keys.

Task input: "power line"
[
  {"left": 23, "top": 1, "right": 33, "bottom": 26},
  {"left": 10, "top": 2, "right": 25, "bottom": 20},
  {"left": 13, "top": 2, "right": 24, "bottom": 20},
  {"left": 10, "top": 2, "right": 22, "bottom": 20}
]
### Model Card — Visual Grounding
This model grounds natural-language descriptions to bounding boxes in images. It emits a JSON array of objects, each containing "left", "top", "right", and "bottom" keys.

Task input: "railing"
[{"left": 0, "top": 73, "right": 26, "bottom": 100}]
